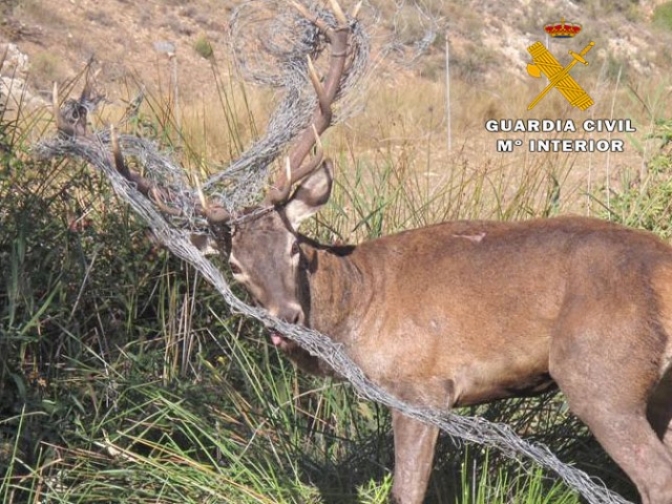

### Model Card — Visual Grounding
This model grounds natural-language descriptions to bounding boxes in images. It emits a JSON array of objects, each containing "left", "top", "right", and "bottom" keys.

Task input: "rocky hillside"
[{"left": 1, "top": 0, "right": 672, "bottom": 122}]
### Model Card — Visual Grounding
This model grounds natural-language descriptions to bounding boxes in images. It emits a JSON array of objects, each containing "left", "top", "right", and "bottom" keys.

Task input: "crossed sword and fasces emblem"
[{"left": 526, "top": 41, "right": 595, "bottom": 110}]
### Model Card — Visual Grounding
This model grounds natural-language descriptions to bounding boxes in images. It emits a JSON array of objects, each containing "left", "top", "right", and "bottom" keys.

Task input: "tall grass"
[{"left": 4, "top": 52, "right": 671, "bottom": 503}]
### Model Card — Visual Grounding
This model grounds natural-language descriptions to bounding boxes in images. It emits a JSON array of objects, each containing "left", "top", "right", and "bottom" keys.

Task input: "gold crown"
[{"left": 544, "top": 18, "right": 582, "bottom": 38}]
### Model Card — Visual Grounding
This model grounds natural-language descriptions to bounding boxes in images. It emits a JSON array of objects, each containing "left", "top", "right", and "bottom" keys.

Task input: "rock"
[{"left": 0, "top": 43, "right": 45, "bottom": 114}]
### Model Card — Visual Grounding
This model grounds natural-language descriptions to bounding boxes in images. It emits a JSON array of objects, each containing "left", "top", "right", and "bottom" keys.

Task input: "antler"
[
  {"left": 52, "top": 66, "right": 104, "bottom": 138},
  {"left": 109, "top": 127, "right": 232, "bottom": 223},
  {"left": 265, "top": 0, "right": 357, "bottom": 205},
  {"left": 53, "top": 77, "right": 229, "bottom": 223}
]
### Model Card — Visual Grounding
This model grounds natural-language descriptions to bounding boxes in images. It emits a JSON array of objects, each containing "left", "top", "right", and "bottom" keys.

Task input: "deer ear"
[{"left": 284, "top": 161, "right": 334, "bottom": 228}]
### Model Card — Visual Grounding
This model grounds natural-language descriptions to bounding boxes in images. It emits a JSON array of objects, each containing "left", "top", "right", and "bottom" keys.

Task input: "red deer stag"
[{"left": 54, "top": 2, "right": 672, "bottom": 504}]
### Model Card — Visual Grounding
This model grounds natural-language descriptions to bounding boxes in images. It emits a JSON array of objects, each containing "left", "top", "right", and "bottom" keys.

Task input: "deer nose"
[{"left": 271, "top": 303, "right": 303, "bottom": 325}]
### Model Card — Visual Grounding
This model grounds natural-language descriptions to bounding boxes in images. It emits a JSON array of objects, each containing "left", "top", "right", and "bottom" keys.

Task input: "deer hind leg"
[
  {"left": 390, "top": 409, "right": 439, "bottom": 504},
  {"left": 648, "top": 366, "right": 672, "bottom": 451},
  {"left": 550, "top": 301, "right": 672, "bottom": 504}
]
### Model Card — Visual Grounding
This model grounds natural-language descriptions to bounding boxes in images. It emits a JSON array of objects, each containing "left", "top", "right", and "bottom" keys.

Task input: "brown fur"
[{"left": 212, "top": 166, "right": 672, "bottom": 504}]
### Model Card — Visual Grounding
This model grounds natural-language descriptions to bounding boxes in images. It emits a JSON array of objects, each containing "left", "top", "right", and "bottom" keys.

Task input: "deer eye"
[
  {"left": 230, "top": 262, "right": 242, "bottom": 275},
  {"left": 291, "top": 241, "right": 301, "bottom": 256}
]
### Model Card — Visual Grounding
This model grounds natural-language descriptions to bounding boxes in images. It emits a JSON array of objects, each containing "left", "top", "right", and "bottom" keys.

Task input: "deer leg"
[
  {"left": 555, "top": 380, "right": 672, "bottom": 504},
  {"left": 390, "top": 409, "right": 439, "bottom": 504},
  {"left": 577, "top": 411, "right": 672, "bottom": 504},
  {"left": 647, "top": 367, "right": 672, "bottom": 451},
  {"left": 550, "top": 303, "right": 672, "bottom": 504}
]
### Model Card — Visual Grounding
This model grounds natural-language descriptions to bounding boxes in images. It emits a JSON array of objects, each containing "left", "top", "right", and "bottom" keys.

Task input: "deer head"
[{"left": 226, "top": 161, "right": 334, "bottom": 329}]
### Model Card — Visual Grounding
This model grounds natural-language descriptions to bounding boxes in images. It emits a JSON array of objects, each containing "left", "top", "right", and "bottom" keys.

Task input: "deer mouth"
[{"left": 270, "top": 330, "right": 294, "bottom": 350}]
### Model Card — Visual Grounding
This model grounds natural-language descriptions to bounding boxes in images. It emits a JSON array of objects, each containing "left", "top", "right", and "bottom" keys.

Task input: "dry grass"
[{"left": 61, "top": 58, "right": 669, "bottom": 233}]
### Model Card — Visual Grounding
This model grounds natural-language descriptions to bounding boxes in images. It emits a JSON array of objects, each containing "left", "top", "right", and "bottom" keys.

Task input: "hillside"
[{"left": 2, "top": 0, "right": 672, "bottom": 107}]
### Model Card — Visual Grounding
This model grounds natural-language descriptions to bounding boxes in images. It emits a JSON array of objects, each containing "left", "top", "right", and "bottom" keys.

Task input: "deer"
[{"left": 52, "top": 2, "right": 672, "bottom": 503}]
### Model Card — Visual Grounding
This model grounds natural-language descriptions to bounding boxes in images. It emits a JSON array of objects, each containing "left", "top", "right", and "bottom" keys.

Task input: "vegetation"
[
  {"left": 194, "top": 34, "right": 214, "bottom": 60},
  {"left": 2, "top": 47, "right": 672, "bottom": 504},
  {"left": 653, "top": 1, "right": 672, "bottom": 32}
]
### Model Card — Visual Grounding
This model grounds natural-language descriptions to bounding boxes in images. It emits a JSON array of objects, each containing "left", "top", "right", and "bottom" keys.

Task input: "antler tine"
[
  {"left": 193, "top": 171, "right": 231, "bottom": 224},
  {"left": 267, "top": 0, "right": 351, "bottom": 205},
  {"left": 350, "top": 1, "right": 362, "bottom": 19},
  {"left": 307, "top": 55, "right": 329, "bottom": 115},
  {"left": 53, "top": 81, "right": 88, "bottom": 137},
  {"left": 121, "top": 131, "right": 231, "bottom": 223},
  {"left": 329, "top": 0, "right": 348, "bottom": 25},
  {"left": 54, "top": 66, "right": 105, "bottom": 138},
  {"left": 290, "top": 1, "right": 331, "bottom": 34},
  {"left": 110, "top": 126, "right": 183, "bottom": 217},
  {"left": 111, "top": 127, "right": 230, "bottom": 223},
  {"left": 270, "top": 126, "right": 325, "bottom": 204},
  {"left": 111, "top": 126, "right": 148, "bottom": 195}
]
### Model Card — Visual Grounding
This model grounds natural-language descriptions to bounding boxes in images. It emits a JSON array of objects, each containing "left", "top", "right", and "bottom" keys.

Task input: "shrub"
[
  {"left": 653, "top": 1, "right": 672, "bottom": 31},
  {"left": 193, "top": 34, "right": 214, "bottom": 59}
]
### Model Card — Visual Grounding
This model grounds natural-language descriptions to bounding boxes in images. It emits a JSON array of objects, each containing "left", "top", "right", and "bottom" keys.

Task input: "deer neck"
[{"left": 300, "top": 242, "right": 370, "bottom": 342}]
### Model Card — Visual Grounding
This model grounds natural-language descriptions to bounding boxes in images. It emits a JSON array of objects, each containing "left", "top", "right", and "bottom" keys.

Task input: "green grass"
[
  {"left": 653, "top": 1, "right": 672, "bottom": 31},
  {"left": 193, "top": 34, "right": 215, "bottom": 60}
]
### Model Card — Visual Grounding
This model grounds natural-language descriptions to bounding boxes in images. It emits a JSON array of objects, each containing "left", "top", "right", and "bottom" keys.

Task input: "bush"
[
  {"left": 601, "top": 119, "right": 672, "bottom": 237},
  {"left": 193, "top": 34, "right": 214, "bottom": 60},
  {"left": 653, "top": 1, "right": 672, "bottom": 31}
]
